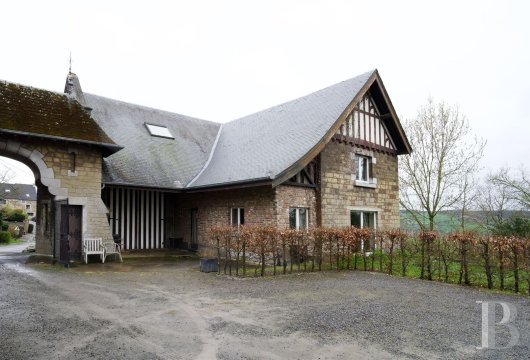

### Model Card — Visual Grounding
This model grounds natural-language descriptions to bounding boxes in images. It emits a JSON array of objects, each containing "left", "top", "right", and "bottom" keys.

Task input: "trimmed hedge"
[{"left": 0, "top": 231, "right": 11, "bottom": 243}]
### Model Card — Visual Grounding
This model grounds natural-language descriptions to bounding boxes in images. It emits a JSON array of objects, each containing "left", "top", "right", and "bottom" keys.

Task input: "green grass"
[
  {"left": 0, "top": 237, "right": 23, "bottom": 245},
  {"left": 401, "top": 211, "right": 484, "bottom": 233},
  {"left": 217, "top": 251, "right": 530, "bottom": 296}
]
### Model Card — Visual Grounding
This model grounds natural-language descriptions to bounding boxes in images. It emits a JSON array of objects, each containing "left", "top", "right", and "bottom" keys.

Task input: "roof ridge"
[
  {"left": 225, "top": 69, "right": 376, "bottom": 125},
  {"left": 0, "top": 79, "right": 70, "bottom": 98},
  {"left": 85, "top": 92, "right": 220, "bottom": 126},
  {"left": 186, "top": 124, "right": 224, "bottom": 187}
]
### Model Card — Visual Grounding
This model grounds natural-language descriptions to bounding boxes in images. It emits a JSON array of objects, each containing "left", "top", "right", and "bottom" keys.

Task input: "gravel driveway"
[{"left": 1, "top": 240, "right": 529, "bottom": 359}]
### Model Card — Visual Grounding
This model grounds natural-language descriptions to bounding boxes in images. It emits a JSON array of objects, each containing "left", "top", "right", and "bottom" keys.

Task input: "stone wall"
[
  {"left": 166, "top": 184, "right": 318, "bottom": 248},
  {"left": 0, "top": 199, "right": 37, "bottom": 215},
  {"left": 274, "top": 185, "right": 316, "bottom": 229},
  {"left": 0, "top": 137, "right": 112, "bottom": 255},
  {"left": 320, "top": 139, "right": 400, "bottom": 230},
  {"left": 166, "top": 186, "right": 276, "bottom": 248}
]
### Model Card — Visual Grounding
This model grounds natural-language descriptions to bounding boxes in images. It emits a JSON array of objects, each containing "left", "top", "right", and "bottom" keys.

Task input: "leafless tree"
[
  {"left": 491, "top": 167, "right": 530, "bottom": 210},
  {"left": 399, "top": 98, "right": 486, "bottom": 231},
  {"left": 473, "top": 175, "right": 514, "bottom": 232}
]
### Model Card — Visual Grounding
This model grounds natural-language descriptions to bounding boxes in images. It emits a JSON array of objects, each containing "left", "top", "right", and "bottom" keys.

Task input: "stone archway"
[
  {"left": 0, "top": 140, "right": 68, "bottom": 198},
  {"left": 0, "top": 136, "right": 113, "bottom": 258}
]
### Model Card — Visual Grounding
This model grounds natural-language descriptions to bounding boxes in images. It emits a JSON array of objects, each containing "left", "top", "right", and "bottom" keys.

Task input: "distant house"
[
  {"left": 0, "top": 183, "right": 37, "bottom": 217},
  {"left": 0, "top": 69, "right": 411, "bottom": 261}
]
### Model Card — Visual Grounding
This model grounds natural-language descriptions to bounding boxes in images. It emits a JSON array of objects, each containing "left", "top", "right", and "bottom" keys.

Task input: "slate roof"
[
  {"left": 0, "top": 183, "right": 37, "bottom": 201},
  {"left": 0, "top": 80, "right": 119, "bottom": 153},
  {"left": 1, "top": 69, "right": 409, "bottom": 191},
  {"left": 189, "top": 70, "right": 375, "bottom": 188},
  {"left": 84, "top": 94, "right": 220, "bottom": 189}
]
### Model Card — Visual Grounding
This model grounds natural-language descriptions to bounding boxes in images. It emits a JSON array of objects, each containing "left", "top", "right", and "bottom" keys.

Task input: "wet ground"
[{"left": 1, "top": 237, "right": 529, "bottom": 359}]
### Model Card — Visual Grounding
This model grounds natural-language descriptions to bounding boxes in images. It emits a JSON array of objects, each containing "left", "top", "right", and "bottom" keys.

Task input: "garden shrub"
[
  {"left": 1, "top": 223, "right": 8, "bottom": 231},
  {"left": 6, "top": 208, "right": 27, "bottom": 222},
  {"left": 0, "top": 231, "right": 11, "bottom": 243}
]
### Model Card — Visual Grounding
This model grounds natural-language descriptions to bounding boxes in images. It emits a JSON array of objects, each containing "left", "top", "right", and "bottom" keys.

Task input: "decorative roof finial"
[{"left": 69, "top": 51, "right": 72, "bottom": 74}]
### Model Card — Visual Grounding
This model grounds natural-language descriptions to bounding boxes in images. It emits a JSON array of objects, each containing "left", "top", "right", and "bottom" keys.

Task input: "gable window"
[
  {"left": 231, "top": 208, "right": 244, "bottom": 227},
  {"left": 289, "top": 207, "right": 308, "bottom": 230},
  {"left": 354, "top": 153, "right": 377, "bottom": 188},
  {"left": 145, "top": 123, "right": 174, "bottom": 139}
]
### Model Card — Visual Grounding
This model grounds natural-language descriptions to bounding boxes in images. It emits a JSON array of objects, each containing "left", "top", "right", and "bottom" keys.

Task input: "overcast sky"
[{"left": 1, "top": 0, "right": 529, "bottom": 184}]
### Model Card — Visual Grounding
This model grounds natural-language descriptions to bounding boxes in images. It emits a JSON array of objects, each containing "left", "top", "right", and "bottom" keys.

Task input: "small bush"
[
  {"left": 0, "top": 231, "right": 11, "bottom": 243},
  {"left": 6, "top": 208, "right": 27, "bottom": 222},
  {"left": 1, "top": 223, "right": 8, "bottom": 231},
  {"left": 28, "top": 223, "right": 34, "bottom": 234}
]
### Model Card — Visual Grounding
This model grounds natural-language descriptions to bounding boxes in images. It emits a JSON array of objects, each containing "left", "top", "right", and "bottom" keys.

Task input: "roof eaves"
[
  {"left": 0, "top": 128, "right": 123, "bottom": 155},
  {"left": 372, "top": 72, "right": 412, "bottom": 154}
]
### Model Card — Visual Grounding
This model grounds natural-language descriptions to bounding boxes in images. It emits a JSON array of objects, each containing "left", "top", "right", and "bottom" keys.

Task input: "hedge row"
[{"left": 208, "top": 225, "right": 530, "bottom": 294}]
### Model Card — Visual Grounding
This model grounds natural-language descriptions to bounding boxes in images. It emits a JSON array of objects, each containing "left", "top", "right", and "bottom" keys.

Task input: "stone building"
[
  {"left": 0, "top": 183, "right": 37, "bottom": 218},
  {"left": 0, "top": 69, "right": 411, "bottom": 261}
]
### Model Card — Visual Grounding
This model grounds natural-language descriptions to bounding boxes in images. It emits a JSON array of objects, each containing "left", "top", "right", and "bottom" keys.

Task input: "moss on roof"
[{"left": 0, "top": 81, "right": 115, "bottom": 145}]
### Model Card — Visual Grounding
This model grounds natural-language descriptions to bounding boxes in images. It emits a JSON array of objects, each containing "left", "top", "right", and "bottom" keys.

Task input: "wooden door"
[
  {"left": 190, "top": 208, "right": 198, "bottom": 250},
  {"left": 67, "top": 205, "right": 82, "bottom": 260},
  {"left": 55, "top": 199, "right": 68, "bottom": 263}
]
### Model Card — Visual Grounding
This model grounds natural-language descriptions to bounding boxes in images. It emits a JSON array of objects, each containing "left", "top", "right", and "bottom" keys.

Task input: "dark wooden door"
[
  {"left": 67, "top": 205, "right": 82, "bottom": 260},
  {"left": 190, "top": 208, "right": 198, "bottom": 251},
  {"left": 55, "top": 199, "right": 68, "bottom": 263}
]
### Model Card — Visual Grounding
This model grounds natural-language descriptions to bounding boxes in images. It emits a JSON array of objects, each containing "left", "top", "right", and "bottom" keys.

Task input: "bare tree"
[
  {"left": 399, "top": 98, "right": 486, "bottom": 231},
  {"left": 491, "top": 167, "right": 530, "bottom": 210},
  {"left": 474, "top": 175, "right": 514, "bottom": 232}
]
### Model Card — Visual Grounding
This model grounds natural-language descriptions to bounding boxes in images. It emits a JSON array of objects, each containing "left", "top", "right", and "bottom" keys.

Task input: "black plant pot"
[{"left": 200, "top": 258, "right": 218, "bottom": 273}]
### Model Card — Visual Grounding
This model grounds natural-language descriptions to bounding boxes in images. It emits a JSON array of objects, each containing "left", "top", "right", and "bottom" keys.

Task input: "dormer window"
[{"left": 145, "top": 123, "right": 174, "bottom": 139}]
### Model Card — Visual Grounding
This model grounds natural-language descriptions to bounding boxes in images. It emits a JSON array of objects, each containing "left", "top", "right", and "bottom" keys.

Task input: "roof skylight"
[{"left": 145, "top": 123, "right": 174, "bottom": 139}]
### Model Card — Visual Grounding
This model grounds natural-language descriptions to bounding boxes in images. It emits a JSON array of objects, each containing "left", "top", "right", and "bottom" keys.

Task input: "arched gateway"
[{"left": 0, "top": 75, "right": 121, "bottom": 261}]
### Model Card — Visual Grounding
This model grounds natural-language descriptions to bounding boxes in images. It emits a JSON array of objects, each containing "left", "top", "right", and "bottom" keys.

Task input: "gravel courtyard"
[{"left": 1, "top": 239, "right": 529, "bottom": 360}]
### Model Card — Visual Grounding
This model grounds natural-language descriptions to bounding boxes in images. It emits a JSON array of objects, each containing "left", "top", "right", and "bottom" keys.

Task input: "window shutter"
[
  {"left": 354, "top": 156, "right": 359, "bottom": 180},
  {"left": 368, "top": 160, "right": 374, "bottom": 180}
]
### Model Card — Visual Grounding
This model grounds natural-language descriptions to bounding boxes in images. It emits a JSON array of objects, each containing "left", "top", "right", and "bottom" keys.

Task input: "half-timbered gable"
[{"left": 335, "top": 92, "right": 396, "bottom": 153}]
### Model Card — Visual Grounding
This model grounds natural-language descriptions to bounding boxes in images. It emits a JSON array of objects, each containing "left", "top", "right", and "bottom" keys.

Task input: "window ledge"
[{"left": 354, "top": 179, "right": 377, "bottom": 189}]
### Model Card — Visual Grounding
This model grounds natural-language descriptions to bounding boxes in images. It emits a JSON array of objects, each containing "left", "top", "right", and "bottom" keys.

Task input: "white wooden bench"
[
  {"left": 103, "top": 242, "right": 123, "bottom": 263},
  {"left": 83, "top": 238, "right": 105, "bottom": 264}
]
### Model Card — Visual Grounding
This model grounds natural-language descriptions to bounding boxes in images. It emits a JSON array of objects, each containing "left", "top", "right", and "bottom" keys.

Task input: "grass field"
[{"left": 219, "top": 249, "right": 530, "bottom": 296}]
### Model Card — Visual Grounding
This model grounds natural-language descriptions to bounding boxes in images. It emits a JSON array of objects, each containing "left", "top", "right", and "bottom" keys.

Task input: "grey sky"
[{"left": 1, "top": 0, "right": 529, "bottom": 184}]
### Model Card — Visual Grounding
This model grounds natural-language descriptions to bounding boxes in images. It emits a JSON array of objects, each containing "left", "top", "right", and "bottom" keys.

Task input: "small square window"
[
  {"left": 0, "top": 199, "right": 6, "bottom": 205},
  {"left": 145, "top": 123, "right": 174, "bottom": 139},
  {"left": 25, "top": 204, "right": 31, "bottom": 210}
]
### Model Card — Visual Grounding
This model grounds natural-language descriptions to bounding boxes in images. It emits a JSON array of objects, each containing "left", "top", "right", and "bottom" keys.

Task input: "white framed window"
[
  {"left": 351, "top": 210, "right": 377, "bottom": 250},
  {"left": 289, "top": 207, "right": 308, "bottom": 230},
  {"left": 356, "top": 155, "right": 370, "bottom": 182},
  {"left": 145, "top": 123, "right": 174, "bottom": 139},
  {"left": 354, "top": 153, "right": 377, "bottom": 188},
  {"left": 231, "top": 208, "right": 244, "bottom": 227}
]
